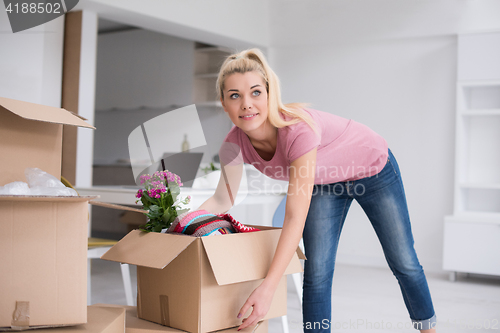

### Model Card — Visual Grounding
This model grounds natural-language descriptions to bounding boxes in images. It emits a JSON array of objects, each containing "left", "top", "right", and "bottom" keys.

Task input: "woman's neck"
[{"left": 245, "top": 123, "right": 278, "bottom": 152}]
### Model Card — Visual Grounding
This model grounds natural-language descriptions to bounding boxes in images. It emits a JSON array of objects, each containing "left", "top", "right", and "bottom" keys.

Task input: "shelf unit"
[
  {"left": 193, "top": 44, "right": 232, "bottom": 107},
  {"left": 454, "top": 81, "right": 500, "bottom": 216},
  {"left": 443, "top": 31, "right": 500, "bottom": 281}
]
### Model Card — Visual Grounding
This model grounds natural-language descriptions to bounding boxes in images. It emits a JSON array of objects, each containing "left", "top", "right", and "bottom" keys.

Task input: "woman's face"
[{"left": 221, "top": 71, "right": 269, "bottom": 135}]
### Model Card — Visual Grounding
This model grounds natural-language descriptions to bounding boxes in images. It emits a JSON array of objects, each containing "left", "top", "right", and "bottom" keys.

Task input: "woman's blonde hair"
[{"left": 216, "top": 48, "right": 318, "bottom": 135}]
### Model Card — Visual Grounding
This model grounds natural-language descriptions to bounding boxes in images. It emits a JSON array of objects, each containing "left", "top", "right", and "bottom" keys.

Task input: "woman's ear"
[{"left": 220, "top": 98, "right": 227, "bottom": 112}]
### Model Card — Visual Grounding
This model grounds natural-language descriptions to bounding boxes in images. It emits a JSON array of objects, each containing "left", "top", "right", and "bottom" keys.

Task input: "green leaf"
[
  {"left": 161, "top": 192, "right": 173, "bottom": 210},
  {"left": 140, "top": 192, "right": 158, "bottom": 208},
  {"left": 161, "top": 211, "right": 171, "bottom": 224},
  {"left": 146, "top": 205, "right": 164, "bottom": 220}
]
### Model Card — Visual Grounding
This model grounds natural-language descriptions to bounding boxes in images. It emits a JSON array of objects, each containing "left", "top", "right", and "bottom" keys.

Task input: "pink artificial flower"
[{"left": 136, "top": 189, "right": 143, "bottom": 198}]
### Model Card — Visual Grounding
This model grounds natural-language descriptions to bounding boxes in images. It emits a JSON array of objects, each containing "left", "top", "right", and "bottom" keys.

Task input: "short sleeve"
[
  {"left": 219, "top": 127, "right": 244, "bottom": 166},
  {"left": 287, "top": 121, "right": 321, "bottom": 163}
]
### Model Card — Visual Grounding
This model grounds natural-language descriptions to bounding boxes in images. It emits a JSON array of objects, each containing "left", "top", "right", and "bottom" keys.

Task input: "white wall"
[
  {"left": 0, "top": 8, "right": 64, "bottom": 106},
  {"left": 269, "top": 0, "right": 500, "bottom": 46},
  {"left": 75, "top": 11, "right": 99, "bottom": 188},
  {"left": 458, "top": 31, "right": 500, "bottom": 81}
]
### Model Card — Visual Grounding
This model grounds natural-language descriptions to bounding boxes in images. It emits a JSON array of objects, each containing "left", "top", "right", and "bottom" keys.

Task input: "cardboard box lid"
[
  {"left": 0, "top": 97, "right": 95, "bottom": 129},
  {"left": 101, "top": 230, "right": 197, "bottom": 269},
  {"left": 101, "top": 228, "right": 304, "bottom": 286},
  {"left": 0, "top": 97, "right": 95, "bottom": 186},
  {"left": 201, "top": 229, "right": 304, "bottom": 286}
]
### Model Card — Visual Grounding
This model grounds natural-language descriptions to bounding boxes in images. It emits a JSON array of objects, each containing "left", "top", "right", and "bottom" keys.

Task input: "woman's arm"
[
  {"left": 237, "top": 147, "right": 317, "bottom": 330},
  {"left": 196, "top": 162, "right": 244, "bottom": 214}
]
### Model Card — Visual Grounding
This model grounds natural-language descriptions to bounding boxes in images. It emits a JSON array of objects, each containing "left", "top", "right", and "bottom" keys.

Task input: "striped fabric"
[{"left": 166, "top": 209, "right": 259, "bottom": 237}]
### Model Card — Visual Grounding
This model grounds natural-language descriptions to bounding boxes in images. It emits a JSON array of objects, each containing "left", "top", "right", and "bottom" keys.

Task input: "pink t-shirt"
[{"left": 219, "top": 108, "right": 389, "bottom": 184}]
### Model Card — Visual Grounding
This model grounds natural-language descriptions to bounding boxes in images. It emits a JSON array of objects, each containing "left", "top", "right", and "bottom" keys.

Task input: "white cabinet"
[
  {"left": 193, "top": 44, "right": 233, "bottom": 107},
  {"left": 443, "top": 216, "right": 500, "bottom": 277},
  {"left": 443, "top": 31, "right": 500, "bottom": 280},
  {"left": 454, "top": 81, "right": 500, "bottom": 215}
]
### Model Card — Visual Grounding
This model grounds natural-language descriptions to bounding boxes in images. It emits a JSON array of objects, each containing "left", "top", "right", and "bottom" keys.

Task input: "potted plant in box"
[{"left": 135, "top": 170, "right": 191, "bottom": 233}]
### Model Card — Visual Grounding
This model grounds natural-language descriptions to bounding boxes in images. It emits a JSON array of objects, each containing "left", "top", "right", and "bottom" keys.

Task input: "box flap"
[
  {"left": 66, "top": 109, "right": 88, "bottom": 121},
  {"left": 296, "top": 246, "right": 306, "bottom": 260},
  {"left": 201, "top": 229, "right": 303, "bottom": 286},
  {"left": 247, "top": 225, "right": 306, "bottom": 259},
  {"left": 0, "top": 97, "right": 95, "bottom": 129},
  {"left": 101, "top": 230, "right": 197, "bottom": 269}
]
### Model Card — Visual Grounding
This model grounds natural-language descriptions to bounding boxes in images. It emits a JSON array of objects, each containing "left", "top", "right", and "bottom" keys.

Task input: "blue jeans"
[{"left": 302, "top": 148, "right": 436, "bottom": 332}]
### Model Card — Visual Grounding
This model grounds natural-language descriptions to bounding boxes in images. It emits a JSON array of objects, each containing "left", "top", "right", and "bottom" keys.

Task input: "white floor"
[{"left": 89, "top": 259, "right": 500, "bottom": 332}]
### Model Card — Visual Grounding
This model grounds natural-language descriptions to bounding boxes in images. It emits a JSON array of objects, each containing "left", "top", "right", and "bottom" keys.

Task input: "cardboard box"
[
  {"left": 0, "top": 97, "right": 95, "bottom": 329},
  {"left": 101, "top": 227, "right": 304, "bottom": 333},
  {"left": 95, "top": 304, "right": 268, "bottom": 333},
  {"left": 0, "top": 305, "right": 126, "bottom": 333}
]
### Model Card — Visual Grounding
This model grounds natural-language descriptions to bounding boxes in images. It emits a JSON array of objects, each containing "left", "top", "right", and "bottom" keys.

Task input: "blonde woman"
[{"left": 197, "top": 48, "right": 436, "bottom": 333}]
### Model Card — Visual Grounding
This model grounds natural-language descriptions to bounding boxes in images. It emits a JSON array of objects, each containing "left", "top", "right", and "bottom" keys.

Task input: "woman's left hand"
[{"left": 237, "top": 281, "right": 275, "bottom": 331}]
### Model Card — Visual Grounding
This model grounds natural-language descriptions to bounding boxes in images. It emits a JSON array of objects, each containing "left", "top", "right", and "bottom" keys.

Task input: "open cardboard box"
[
  {"left": 101, "top": 226, "right": 305, "bottom": 333},
  {"left": 95, "top": 304, "right": 268, "bottom": 333},
  {"left": 0, "top": 97, "right": 96, "bottom": 330}
]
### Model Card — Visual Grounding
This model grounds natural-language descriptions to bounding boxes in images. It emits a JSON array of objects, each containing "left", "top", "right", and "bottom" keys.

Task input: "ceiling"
[{"left": 98, "top": 18, "right": 137, "bottom": 34}]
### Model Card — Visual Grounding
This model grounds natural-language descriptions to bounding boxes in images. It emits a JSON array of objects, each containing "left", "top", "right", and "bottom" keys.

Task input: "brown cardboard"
[
  {"left": 0, "top": 97, "right": 95, "bottom": 330},
  {"left": 61, "top": 10, "right": 83, "bottom": 185},
  {"left": 101, "top": 228, "right": 303, "bottom": 333},
  {"left": 0, "top": 195, "right": 97, "bottom": 329},
  {"left": 94, "top": 304, "right": 267, "bottom": 333},
  {"left": 0, "top": 96, "right": 94, "bottom": 185},
  {"left": 0, "top": 305, "right": 126, "bottom": 333}
]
